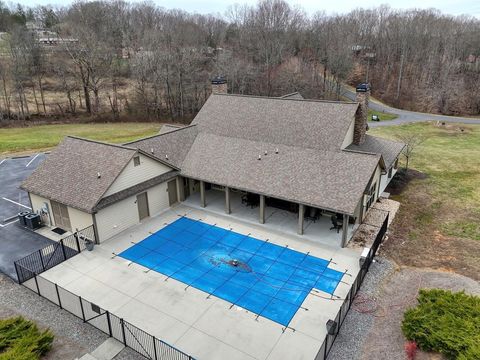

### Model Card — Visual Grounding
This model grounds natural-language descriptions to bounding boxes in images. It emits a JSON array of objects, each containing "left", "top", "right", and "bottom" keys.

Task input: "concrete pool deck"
[{"left": 40, "top": 204, "right": 362, "bottom": 360}]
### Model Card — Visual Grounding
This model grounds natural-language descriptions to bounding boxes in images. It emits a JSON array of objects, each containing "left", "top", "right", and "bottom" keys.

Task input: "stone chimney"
[
  {"left": 211, "top": 75, "right": 227, "bottom": 94},
  {"left": 353, "top": 83, "right": 370, "bottom": 145}
]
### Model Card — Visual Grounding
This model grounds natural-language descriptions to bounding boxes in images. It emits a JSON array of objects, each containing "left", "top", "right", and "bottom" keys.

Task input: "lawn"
[
  {"left": 368, "top": 109, "right": 398, "bottom": 121},
  {"left": 371, "top": 122, "right": 480, "bottom": 280},
  {"left": 0, "top": 123, "right": 162, "bottom": 155}
]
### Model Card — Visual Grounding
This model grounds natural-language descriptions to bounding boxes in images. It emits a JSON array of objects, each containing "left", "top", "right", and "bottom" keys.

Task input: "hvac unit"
[
  {"left": 25, "top": 213, "right": 41, "bottom": 230},
  {"left": 17, "top": 211, "right": 30, "bottom": 226}
]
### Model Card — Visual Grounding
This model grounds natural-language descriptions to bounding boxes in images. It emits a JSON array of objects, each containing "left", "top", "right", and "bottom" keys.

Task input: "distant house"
[{"left": 21, "top": 80, "right": 403, "bottom": 247}]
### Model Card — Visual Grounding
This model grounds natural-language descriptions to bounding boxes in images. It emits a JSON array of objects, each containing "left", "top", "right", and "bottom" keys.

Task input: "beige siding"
[
  {"left": 67, "top": 207, "right": 93, "bottom": 231},
  {"left": 30, "top": 193, "right": 53, "bottom": 226},
  {"left": 341, "top": 119, "right": 355, "bottom": 149},
  {"left": 95, "top": 181, "right": 170, "bottom": 242},
  {"left": 379, "top": 166, "right": 398, "bottom": 194},
  {"left": 103, "top": 153, "right": 172, "bottom": 197},
  {"left": 29, "top": 193, "right": 92, "bottom": 230}
]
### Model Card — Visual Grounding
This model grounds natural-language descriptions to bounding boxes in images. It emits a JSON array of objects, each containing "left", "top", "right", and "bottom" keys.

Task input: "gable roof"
[
  {"left": 347, "top": 135, "right": 405, "bottom": 168},
  {"left": 192, "top": 94, "right": 359, "bottom": 151},
  {"left": 20, "top": 136, "right": 170, "bottom": 213},
  {"left": 181, "top": 132, "right": 381, "bottom": 215},
  {"left": 125, "top": 125, "right": 198, "bottom": 168}
]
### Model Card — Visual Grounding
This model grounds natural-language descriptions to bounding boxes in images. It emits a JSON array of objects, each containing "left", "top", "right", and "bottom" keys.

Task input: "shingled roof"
[
  {"left": 347, "top": 135, "right": 405, "bottom": 168},
  {"left": 21, "top": 137, "right": 144, "bottom": 213},
  {"left": 125, "top": 125, "right": 198, "bottom": 168},
  {"left": 181, "top": 132, "right": 381, "bottom": 215},
  {"left": 192, "top": 94, "right": 359, "bottom": 151}
]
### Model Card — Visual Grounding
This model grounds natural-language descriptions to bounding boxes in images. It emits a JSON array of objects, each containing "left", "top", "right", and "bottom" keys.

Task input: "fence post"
[
  {"left": 14, "top": 262, "right": 21, "bottom": 283},
  {"left": 39, "top": 249, "right": 45, "bottom": 271},
  {"left": 55, "top": 283, "right": 62, "bottom": 309},
  {"left": 79, "top": 296, "right": 86, "bottom": 322},
  {"left": 60, "top": 239, "right": 67, "bottom": 260},
  {"left": 120, "top": 318, "right": 127, "bottom": 345},
  {"left": 152, "top": 336, "right": 158, "bottom": 360},
  {"left": 106, "top": 311, "right": 112, "bottom": 337},
  {"left": 74, "top": 231, "right": 81, "bottom": 253},
  {"left": 33, "top": 273, "right": 40, "bottom": 295}
]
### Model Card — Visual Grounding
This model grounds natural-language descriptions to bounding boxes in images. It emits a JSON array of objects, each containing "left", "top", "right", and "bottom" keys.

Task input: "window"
[
  {"left": 133, "top": 156, "right": 140, "bottom": 167},
  {"left": 365, "top": 182, "right": 377, "bottom": 210}
]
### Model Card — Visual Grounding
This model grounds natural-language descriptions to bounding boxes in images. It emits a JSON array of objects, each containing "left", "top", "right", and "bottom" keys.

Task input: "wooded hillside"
[{"left": 0, "top": 0, "right": 478, "bottom": 123}]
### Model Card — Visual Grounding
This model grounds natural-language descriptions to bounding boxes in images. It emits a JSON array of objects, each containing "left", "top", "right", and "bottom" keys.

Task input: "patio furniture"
[{"left": 329, "top": 215, "right": 343, "bottom": 233}]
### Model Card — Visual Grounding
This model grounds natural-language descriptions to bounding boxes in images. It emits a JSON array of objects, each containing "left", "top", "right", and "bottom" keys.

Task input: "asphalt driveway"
[{"left": 0, "top": 154, "right": 54, "bottom": 280}]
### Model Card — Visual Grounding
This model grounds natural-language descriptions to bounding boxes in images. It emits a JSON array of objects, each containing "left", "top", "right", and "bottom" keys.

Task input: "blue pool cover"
[{"left": 119, "top": 217, "right": 344, "bottom": 327}]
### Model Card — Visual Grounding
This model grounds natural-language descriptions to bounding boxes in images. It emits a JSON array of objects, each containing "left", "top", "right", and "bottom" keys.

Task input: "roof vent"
[
  {"left": 264, "top": 150, "right": 268, "bottom": 155},
  {"left": 165, "top": 154, "right": 169, "bottom": 160},
  {"left": 275, "top": 148, "right": 279, "bottom": 154},
  {"left": 258, "top": 155, "right": 261, "bottom": 160},
  {"left": 97, "top": 172, "right": 101, "bottom": 178},
  {"left": 151, "top": 148, "right": 154, "bottom": 154}
]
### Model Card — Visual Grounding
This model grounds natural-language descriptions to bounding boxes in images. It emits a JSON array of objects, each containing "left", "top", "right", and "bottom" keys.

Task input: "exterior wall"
[
  {"left": 103, "top": 153, "right": 172, "bottom": 197},
  {"left": 29, "top": 193, "right": 92, "bottom": 230},
  {"left": 361, "top": 164, "right": 382, "bottom": 220},
  {"left": 68, "top": 207, "right": 93, "bottom": 232},
  {"left": 95, "top": 181, "right": 170, "bottom": 242},
  {"left": 379, "top": 166, "right": 398, "bottom": 194},
  {"left": 341, "top": 119, "right": 355, "bottom": 149}
]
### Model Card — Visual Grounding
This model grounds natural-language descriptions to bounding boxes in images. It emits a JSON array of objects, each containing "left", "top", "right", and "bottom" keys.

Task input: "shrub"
[
  {"left": 0, "top": 317, "right": 54, "bottom": 360},
  {"left": 402, "top": 289, "right": 480, "bottom": 360}
]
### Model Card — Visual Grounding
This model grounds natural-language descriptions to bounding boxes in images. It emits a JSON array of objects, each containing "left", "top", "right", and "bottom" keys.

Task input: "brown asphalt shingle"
[
  {"left": 20, "top": 137, "right": 137, "bottom": 213},
  {"left": 181, "top": 133, "right": 381, "bottom": 215},
  {"left": 126, "top": 125, "right": 198, "bottom": 168},
  {"left": 347, "top": 135, "right": 405, "bottom": 168},
  {"left": 192, "top": 94, "right": 359, "bottom": 151}
]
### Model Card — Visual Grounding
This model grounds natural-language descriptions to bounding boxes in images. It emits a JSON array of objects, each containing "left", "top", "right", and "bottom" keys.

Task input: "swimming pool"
[{"left": 119, "top": 217, "right": 344, "bottom": 327}]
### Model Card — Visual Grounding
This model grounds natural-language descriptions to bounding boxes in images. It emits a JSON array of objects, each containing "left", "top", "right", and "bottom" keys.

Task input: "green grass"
[
  {"left": 368, "top": 109, "right": 398, "bottom": 121},
  {"left": 371, "top": 123, "right": 480, "bottom": 241},
  {"left": 0, "top": 316, "right": 54, "bottom": 360},
  {"left": 0, "top": 123, "right": 162, "bottom": 155},
  {"left": 402, "top": 289, "right": 480, "bottom": 360}
]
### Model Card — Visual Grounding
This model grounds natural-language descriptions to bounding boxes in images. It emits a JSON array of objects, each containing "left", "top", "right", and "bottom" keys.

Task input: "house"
[{"left": 21, "top": 80, "right": 404, "bottom": 247}]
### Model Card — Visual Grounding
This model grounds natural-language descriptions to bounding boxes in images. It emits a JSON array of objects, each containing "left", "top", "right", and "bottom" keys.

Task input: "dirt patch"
[
  {"left": 385, "top": 169, "right": 428, "bottom": 196},
  {"left": 360, "top": 266, "right": 480, "bottom": 360}
]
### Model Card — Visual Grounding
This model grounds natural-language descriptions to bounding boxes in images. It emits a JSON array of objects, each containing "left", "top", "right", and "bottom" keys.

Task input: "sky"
[{"left": 15, "top": 0, "right": 480, "bottom": 18}]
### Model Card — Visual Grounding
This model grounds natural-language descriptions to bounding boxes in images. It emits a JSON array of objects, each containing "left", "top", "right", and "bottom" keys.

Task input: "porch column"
[
  {"left": 259, "top": 195, "right": 265, "bottom": 224},
  {"left": 225, "top": 186, "right": 231, "bottom": 214},
  {"left": 341, "top": 214, "right": 349, "bottom": 248},
  {"left": 298, "top": 204, "right": 305, "bottom": 235},
  {"left": 176, "top": 177, "right": 184, "bottom": 201},
  {"left": 200, "top": 180, "right": 206, "bottom": 207}
]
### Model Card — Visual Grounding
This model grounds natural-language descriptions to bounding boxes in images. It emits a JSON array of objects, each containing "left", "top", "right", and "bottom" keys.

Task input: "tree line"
[{"left": 0, "top": 0, "right": 478, "bottom": 123}]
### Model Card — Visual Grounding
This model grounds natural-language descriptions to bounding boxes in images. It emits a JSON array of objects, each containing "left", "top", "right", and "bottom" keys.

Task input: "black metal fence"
[
  {"left": 19, "top": 272, "right": 194, "bottom": 360},
  {"left": 14, "top": 225, "right": 96, "bottom": 283},
  {"left": 315, "top": 213, "right": 389, "bottom": 360}
]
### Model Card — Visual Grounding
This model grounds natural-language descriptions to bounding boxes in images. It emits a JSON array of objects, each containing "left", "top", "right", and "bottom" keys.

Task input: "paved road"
[
  {"left": 341, "top": 86, "right": 480, "bottom": 127},
  {"left": 0, "top": 154, "right": 54, "bottom": 280}
]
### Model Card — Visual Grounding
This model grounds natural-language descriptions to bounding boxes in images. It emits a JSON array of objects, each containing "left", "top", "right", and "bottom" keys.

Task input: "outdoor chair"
[{"left": 329, "top": 215, "right": 343, "bottom": 233}]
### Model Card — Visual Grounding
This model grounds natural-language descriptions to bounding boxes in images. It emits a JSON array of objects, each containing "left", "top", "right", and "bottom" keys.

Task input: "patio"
[
  {"left": 183, "top": 188, "right": 358, "bottom": 248},
  {"left": 36, "top": 204, "right": 362, "bottom": 360}
]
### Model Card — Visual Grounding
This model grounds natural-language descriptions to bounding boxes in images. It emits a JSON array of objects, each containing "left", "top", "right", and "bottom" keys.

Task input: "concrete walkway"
[{"left": 77, "top": 338, "right": 124, "bottom": 360}]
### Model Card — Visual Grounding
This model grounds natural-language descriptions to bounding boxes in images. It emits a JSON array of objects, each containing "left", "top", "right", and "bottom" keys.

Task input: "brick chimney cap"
[
  {"left": 356, "top": 83, "right": 370, "bottom": 92},
  {"left": 212, "top": 75, "right": 227, "bottom": 85}
]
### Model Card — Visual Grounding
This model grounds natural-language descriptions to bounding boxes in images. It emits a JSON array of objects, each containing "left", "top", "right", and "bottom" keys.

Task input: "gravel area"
[
  {"left": 0, "top": 274, "right": 145, "bottom": 360},
  {"left": 328, "top": 256, "right": 396, "bottom": 360}
]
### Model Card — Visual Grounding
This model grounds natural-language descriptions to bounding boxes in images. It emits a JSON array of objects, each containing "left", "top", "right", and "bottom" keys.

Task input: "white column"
[
  {"left": 341, "top": 214, "right": 349, "bottom": 247},
  {"left": 225, "top": 186, "right": 231, "bottom": 214},
  {"left": 298, "top": 204, "right": 305, "bottom": 235},
  {"left": 259, "top": 195, "right": 265, "bottom": 224},
  {"left": 200, "top": 180, "right": 206, "bottom": 208}
]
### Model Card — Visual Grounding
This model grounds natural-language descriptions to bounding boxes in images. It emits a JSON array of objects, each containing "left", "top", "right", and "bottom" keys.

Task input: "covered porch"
[{"left": 182, "top": 181, "right": 358, "bottom": 248}]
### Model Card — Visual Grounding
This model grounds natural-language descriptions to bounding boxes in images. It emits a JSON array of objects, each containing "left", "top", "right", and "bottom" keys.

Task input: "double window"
[{"left": 365, "top": 182, "right": 377, "bottom": 210}]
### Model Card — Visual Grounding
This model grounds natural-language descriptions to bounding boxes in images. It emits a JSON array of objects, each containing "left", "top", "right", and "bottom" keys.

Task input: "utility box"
[
  {"left": 18, "top": 211, "right": 30, "bottom": 226},
  {"left": 25, "top": 213, "right": 41, "bottom": 230}
]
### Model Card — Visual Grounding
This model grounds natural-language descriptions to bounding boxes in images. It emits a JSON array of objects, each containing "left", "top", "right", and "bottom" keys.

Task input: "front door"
[
  {"left": 136, "top": 192, "right": 150, "bottom": 221},
  {"left": 51, "top": 200, "right": 71, "bottom": 231},
  {"left": 167, "top": 179, "right": 178, "bottom": 206}
]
